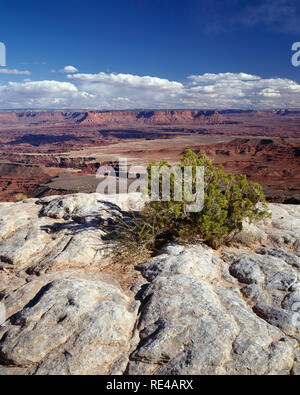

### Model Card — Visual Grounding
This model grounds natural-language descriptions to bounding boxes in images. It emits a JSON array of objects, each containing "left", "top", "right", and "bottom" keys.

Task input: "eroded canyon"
[{"left": 0, "top": 109, "right": 299, "bottom": 202}]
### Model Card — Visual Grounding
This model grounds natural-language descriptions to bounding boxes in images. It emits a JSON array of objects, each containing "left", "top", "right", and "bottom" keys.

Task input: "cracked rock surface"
[
  {"left": 0, "top": 194, "right": 299, "bottom": 375},
  {"left": 0, "top": 193, "right": 142, "bottom": 277},
  {"left": 0, "top": 272, "right": 139, "bottom": 375},
  {"left": 128, "top": 244, "right": 297, "bottom": 375}
]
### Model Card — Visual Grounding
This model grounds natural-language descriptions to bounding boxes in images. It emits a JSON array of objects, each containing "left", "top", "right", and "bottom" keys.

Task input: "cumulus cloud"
[
  {"left": 184, "top": 73, "right": 300, "bottom": 108},
  {"left": 0, "top": 71, "right": 300, "bottom": 109},
  {"left": 188, "top": 73, "right": 261, "bottom": 83},
  {"left": 0, "top": 68, "right": 31, "bottom": 75},
  {"left": 69, "top": 72, "right": 183, "bottom": 91},
  {"left": 59, "top": 65, "right": 79, "bottom": 73},
  {"left": 0, "top": 80, "right": 95, "bottom": 108},
  {"left": 258, "top": 88, "right": 281, "bottom": 97},
  {"left": 66, "top": 71, "right": 185, "bottom": 109}
]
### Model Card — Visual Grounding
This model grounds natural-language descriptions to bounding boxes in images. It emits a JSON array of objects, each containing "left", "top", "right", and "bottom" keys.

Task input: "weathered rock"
[
  {"left": 229, "top": 252, "right": 298, "bottom": 291},
  {"left": 127, "top": 246, "right": 296, "bottom": 375},
  {"left": 253, "top": 304, "right": 300, "bottom": 339},
  {"left": 229, "top": 258, "right": 265, "bottom": 285},
  {"left": 282, "top": 291, "right": 300, "bottom": 312},
  {"left": 0, "top": 272, "right": 139, "bottom": 375},
  {"left": 1, "top": 270, "right": 123, "bottom": 319},
  {"left": 255, "top": 247, "right": 300, "bottom": 269},
  {"left": 226, "top": 244, "right": 300, "bottom": 349},
  {"left": 244, "top": 204, "right": 300, "bottom": 252},
  {"left": 0, "top": 193, "right": 143, "bottom": 277},
  {"left": 0, "top": 196, "right": 299, "bottom": 375},
  {"left": 292, "top": 347, "right": 300, "bottom": 375},
  {"left": 39, "top": 192, "right": 145, "bottom": 219},
  {"left": 241, "top": 284, "right": 265, "bottom": 304},
  {"left": 138, "top": 243, "right": 220, "bottom": 283}
]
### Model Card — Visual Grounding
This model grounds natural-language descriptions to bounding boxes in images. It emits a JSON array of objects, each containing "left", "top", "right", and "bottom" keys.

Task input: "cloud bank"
[{"left": 0, "top": 71, "right": 300, "bottom": 109}]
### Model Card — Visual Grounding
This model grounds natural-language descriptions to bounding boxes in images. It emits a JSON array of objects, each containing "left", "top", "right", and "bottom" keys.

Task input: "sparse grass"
[
  {"left": 15, "top": 193, "right": 28, "bottom": 202},
  {"left": 233, "top": 230, "right": 259, "bottom": 247},
  {"left": 112, "top": 212, "right": 155, "bottom": 263}
]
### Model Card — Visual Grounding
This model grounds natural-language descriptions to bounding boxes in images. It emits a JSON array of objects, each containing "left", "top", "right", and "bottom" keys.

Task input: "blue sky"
[{"left": 0, "top": 0, "right": 300, "bottom": 109}]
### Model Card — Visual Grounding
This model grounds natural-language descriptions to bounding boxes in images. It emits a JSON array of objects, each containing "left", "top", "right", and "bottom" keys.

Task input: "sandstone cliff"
[
  {"left": 0, "top": 110, "right": 229, "bottom": 128},
  {"left": 0, "top": 193, "right": 299, "bottom": 375}
]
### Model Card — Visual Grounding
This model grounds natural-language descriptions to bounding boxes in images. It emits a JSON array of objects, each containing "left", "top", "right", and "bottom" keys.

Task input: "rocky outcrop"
[
  {"left": 0, "top": 270, "right": 139, "bottom": 375},
  {"left": 242, "top": 203, "right": 300, "bottom": 252},
  {"left": 226, "top": 249, "right": 300, "bottom": 338},
  {"left": 127, "top": 243, "right": 298, "bottom": 375},
  {"left": 0, "top": 193, "right": 299, "bottom": 375},
  {"left": 0, "top": 193, "right": 143, "bottom": 278}
]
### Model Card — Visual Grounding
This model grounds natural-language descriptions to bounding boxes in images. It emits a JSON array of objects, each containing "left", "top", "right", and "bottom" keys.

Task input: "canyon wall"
[{"left": 0, "top": 110, "right": 229, "bottom": 127}]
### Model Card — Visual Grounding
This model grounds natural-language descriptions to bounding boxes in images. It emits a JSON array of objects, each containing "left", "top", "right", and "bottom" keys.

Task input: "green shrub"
[{"left": 113, "top": 150, "right": 270, "bottom": 259}]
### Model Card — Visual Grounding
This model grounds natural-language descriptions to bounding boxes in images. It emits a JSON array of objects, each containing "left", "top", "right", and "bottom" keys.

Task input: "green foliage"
[{"left": 113, "top": 150, "right": 270, "bottom": 259}]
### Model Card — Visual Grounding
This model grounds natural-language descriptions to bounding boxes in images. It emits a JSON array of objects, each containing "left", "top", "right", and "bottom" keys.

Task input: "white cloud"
[
  {"left": 69, "top": 71, "right": 183, "bottom": 91},
  {"left": 188, "top": 73, "right": 260, "bottom": 83},
  {"left": 0, "top": 71, "right": 300, "bottom": 109},
  {"left": 0, "top": 80, "right": 95, "bottom": 108},
  {"left": 0, "top": 68, "right": 31, "bottom": 75},
  {"left": 60, "top": 65, "right": 79, "bottom": 73},
  {"left": 112, "top": 97, "right": 131, "bottom": 102},
  {"left": 258, "top": 88, "right": 281, "bottom": 97},
  {"left": 184, "top": 73, "right": 300, "bottom": 108}
]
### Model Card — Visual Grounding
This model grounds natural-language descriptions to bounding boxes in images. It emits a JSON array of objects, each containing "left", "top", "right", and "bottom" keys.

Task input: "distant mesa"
[{"left": 0, "top": 109, "right": 230, "bottom": 127}]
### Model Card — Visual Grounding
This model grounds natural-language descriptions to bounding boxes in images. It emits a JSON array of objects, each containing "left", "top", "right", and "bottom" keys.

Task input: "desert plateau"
[{"left": 0, "top": 109, "right": 299, "bottom": 203}]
